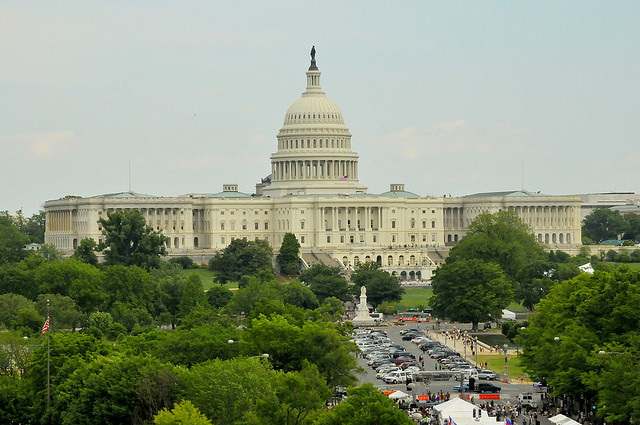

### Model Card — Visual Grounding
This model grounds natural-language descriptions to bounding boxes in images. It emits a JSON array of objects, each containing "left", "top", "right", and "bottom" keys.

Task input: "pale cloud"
[
  {"left": 372, "top": 120, "right": 492, "bottom": 160},
  {"left": 0, "top": 131, "right": 81, "bottom": 158}
]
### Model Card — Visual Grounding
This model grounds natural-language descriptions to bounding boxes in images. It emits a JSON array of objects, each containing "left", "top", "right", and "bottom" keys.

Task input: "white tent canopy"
[
  {"left": 434, "top": 398, "right": 504, "bottom": 425},
  {"left": 502, "top": 309, "right": 516, "bottom": 320},
  {"left": 549, "top": 414, "right": 581, "bottom": 425},
  {"left": 388, "top": 390, "right": 410, "bottom": 400}
]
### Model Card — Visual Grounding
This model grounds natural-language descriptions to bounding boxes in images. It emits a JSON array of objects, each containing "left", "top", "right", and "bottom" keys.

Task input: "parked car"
[
  {"left": 477, "top": 369, "right": 497, "bottom": 380},
  {"left": 383, "top": 370, "right": 413, "bottom": 384}
]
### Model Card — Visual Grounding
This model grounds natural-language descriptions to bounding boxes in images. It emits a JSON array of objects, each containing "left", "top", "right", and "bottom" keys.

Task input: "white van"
[
  {"left": 518, "top": 392, "right": 538, "bottom": 408},
  {"left": 383, "top": 370, "right": 412, "bottom": 384},
  {"left": 370, "top": 312, "right": 385, "bottom": 322}
]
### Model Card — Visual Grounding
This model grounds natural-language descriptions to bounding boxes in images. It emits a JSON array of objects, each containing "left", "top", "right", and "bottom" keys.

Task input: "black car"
[{"left": 473, "top": 383, "right": 501, "bottom": 393}]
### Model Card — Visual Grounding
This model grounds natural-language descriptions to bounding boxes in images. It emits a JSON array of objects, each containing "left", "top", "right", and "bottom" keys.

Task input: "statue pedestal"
[{"left": 352, "top": 286, "right": 376, "bottom": 326}]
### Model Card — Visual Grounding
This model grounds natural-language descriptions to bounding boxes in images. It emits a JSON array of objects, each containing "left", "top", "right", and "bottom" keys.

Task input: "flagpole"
[{"left": 47, "top": 299, "right": 50, "bottom": 411}]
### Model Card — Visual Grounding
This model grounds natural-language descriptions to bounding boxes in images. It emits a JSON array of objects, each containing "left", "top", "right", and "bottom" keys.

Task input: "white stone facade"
[{"left": 44, "top": 51, "right": 582, "bottom": 279}]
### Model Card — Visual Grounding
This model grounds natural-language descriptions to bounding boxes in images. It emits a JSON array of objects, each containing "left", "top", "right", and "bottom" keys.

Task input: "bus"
[{"left": 397, "top": 312, "right": 430, "bottom": 322}]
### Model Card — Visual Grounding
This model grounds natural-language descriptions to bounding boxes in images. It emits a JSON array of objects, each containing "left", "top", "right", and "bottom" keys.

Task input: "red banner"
[{"left": 479, "top": 394, "right": 501, "bottom": 400}]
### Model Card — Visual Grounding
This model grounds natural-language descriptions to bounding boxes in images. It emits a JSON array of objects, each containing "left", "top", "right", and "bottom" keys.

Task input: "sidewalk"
[{"left": 427, "top": 327, "right": 534, "bottom": 385}]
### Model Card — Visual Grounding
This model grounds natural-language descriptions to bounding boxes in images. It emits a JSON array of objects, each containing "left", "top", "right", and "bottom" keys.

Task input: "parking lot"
[{"left": 354, "top": 322, "right": 552, "bottom": 424}]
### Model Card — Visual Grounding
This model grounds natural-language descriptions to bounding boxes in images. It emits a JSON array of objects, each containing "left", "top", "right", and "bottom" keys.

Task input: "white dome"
[{"left": 283, "top": 95, "right": 345, "bottom": 126}]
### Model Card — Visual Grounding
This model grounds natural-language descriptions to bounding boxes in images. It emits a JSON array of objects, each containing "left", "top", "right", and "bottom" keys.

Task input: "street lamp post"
[{"left": 598, "top": 350, "right": 633, "bottom": 363}]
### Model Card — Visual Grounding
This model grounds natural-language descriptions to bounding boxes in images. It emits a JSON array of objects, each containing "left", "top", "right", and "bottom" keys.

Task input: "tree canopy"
[
  {"left": 350, "top": 262, "right": 404, "bottom": 308},
  {"left": 520, "top": 268, "right": 640, "bottom": 423},
  {"left": 208, "top": 238, "right": 273, "bottom": 284},
  {"left": 430, "top": 258, "right": 512, "bottom": 330},
  {"left": 299, "top": 264, "right": 351, "bottom": 303},
  {"left": 278, "top": 232, "right": 301, "bottom": 275},
  {"left": 444, "top": 211, "right": 549, "bottom": 309},
  {"left": 99, "top": 210, "right": 168, "bottom": 269}
]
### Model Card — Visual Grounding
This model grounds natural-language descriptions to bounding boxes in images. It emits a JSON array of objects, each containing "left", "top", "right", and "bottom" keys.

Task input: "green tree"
[
  {"left": 99, "top": 210, "right": 168, "bottom": 269},
  {"left": 20, "top": 210, "right": 46, "bottom": 243},
  {"left": 206, "top": 286, "right": 233, "bottom": 310},
  {"left": 209, "top": 238, "right": 273, "bottom": 284},
  {"left": 226, "top": 277, "right": 283, "bottom": 315},
  {"left": 72, "top": 238, "right": 99, "bottom": 266},
  {"left": 520, "top": 268, "right": 640, "bottom": 423},
  {"left": 0, "top": 330, "right": 34, "bottom": 376},
  {"left": 37, "top": 243, "right": 64, "bottom": 262},
  {"left": 36, "top": 294, "right": 83, "bottom": 332},
  {"left": 154, "top": 400, "right": 213, "bottom": 425},
  {"left": 0, "top": 213, "right": 29, "bottom": 265},
  {"left": 282, "top": 280, "right": 319, "bottom": 310},
  {"left": 582, "top": 208, "right": 627, "bottom": 243},
  {"left": 300, "top": 264, "right": 351, "bottom": 303},
  {"left": 0, "top": 293, "right": 44, "bottom": 335},
  {"left": 430, "top": 258, "right": 512, "bottom": 331},
  {"left": 278, "top": 232, "right": 301, "bottom": 275},
  {"left": 314, "top": 383, "right": 413, "bottom": 425},
  {"left": 179, "top": 357, "right": 279, "bottom": 425},
  {"left": 52, "top": 354, "right": 178, "bottom": 425},
  {"left": 446, "top": 211, "right": 547, "bottom": 309},
  {"left": 622, "top": 212, "right": 640, "bottom": 242},
  {"left": 350, "top": 262, "right": 404, "bottom": 308}
]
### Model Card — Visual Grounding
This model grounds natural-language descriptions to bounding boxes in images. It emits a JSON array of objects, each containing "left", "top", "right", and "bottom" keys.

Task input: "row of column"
[
  {"left": 272, "top": 159, "right": 358, "bottom": 181},
  {"left": 513, "top": 205, "right": 576, "bottom": 228},
  {"left": 322, "top": 206, "right": 382, "bottom": 231},
  {"left": 48, "top": 210, "right": 72, "bottom": 232}
]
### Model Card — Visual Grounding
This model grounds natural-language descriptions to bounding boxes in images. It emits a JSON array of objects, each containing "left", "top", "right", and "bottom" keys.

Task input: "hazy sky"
[{"left": 2, "top": 2, "right": 639, "bottom": 216}]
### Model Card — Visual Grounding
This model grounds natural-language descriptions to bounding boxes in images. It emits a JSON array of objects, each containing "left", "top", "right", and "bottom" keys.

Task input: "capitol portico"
[{"left": 44, "top": 49, "right": 582, "bottom": 279}]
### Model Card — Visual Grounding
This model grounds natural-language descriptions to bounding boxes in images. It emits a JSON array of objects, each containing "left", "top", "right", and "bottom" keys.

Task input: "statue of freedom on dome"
[{"left": 311, "top": 45, "right": 316, "bottom": 60}]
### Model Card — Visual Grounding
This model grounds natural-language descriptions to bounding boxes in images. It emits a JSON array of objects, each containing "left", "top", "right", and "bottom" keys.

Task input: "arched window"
[
  {"left": 343, "top": 256, "right": 349, "bottom": 266},
  {"left": 174, "top": 237, "right": 179, "bottom": 248},
  {"left": 387, "top": 255, "right": 393, "bottom": 265},
  {"left": 242, "top": 220, "right": 247, "bottom": 230},
  {"left": 410, "top": 255, "right": 416, "bottom": 265},
  {"left": 194, "top": 237, "right": 199, "bottom": 248},
  {"left": 399, "top": 255, "right": 405, "bottom": 265},
  {"left": 354, "top": 256, "right": 360, "bottom": 265}
]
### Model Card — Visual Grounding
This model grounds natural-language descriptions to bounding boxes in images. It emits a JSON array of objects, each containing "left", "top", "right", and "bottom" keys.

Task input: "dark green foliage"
[
  {"left": 0, "top": 213, "right": 29, "bottom": 265},
  {"left": 282, "top": 280, "right": 319, "bottom": 310},
  {"left": 168, "top": 256, "right": 196, "bottom": 269},
  {"left": 278, "top": 232, "right": 301, "bottom": 275},
  {"left": 350, "top": 262, "right": 404, "bottom": 308},
  {"left": 430, "top": 258, "right": 512, "bottom": 330},
  {"left": 300, "top": 264, "right": 350, "bottom": 303},
  {"left": 51, "top": 354, "right": 178, "bottom": 425},
  {"left": 0, "top": 293, "right": 44, "bottom": 335},
  {"left": 99, "top": 210, "right": 168, "bottom": 269},
  {"left": 209, "top": 238, "right": 273, "bottom": 284},
  {"left": 520, "top": 268, "right": 640, "bottom": 422},
  {"left": 206, "top": 286, "right": 233, "bottom": 309},
  {"left": 582, "top": 208, "right": 628, "bottom": 243},
  {"left": 315, "top": 383, "right": 414, "bottom": 425},
  {"left": 72, "top": 238, "right": 99, "bottom": 266},
  {"left": 445, "top": 211, "right": 548, "bottom": 310}
]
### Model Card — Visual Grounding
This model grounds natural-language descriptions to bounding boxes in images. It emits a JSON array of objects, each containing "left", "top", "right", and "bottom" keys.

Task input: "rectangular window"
[
  {"left": 391, "top": 221, "right": 396, "bottom": 229},
  {"left": 392, "top": 234, "right": 397, "bottom": 242},
  {"left": 431, "top": 221, "right": 436, "bottom": 228},
  {"left": 432, "top": 210, "right": 435, "bottom": 214},
  {"left": 327, "top": 236, "right": 331, "bottom": 243},
  {"left": 340, "top": 236, "right": 345, "bottom": 243},
  {"left": 301, "top": 236, "right": 305, "bottom": 243},
  {"left": 423, "top": 235, "right": 427, "bottom": 242},
  {"left": 264, "top": 222, "right": 269, "bottom": 230},
  {"left": 221, "top": 223, "right": 225, "bottom": 230},
  {"left": 221, "top": 237, "right": 226, "bottom": 244},
  {"left": 431, "top": 234, "right": 436, "bottom": 241},
  {"left": 255, "top": 222, "right": 259, "bottom": 230},
  {"left": 373, "top": 235, "right": 377, "bottom": 243},
  {"left": 301, "top": 221, "right": 305, "bottom": 229},
  {"left": 350, "top": 236, "right": 354, "bottom": 243}
]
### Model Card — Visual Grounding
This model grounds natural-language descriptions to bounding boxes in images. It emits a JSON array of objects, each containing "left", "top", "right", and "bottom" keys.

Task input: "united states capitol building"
[{"left": 44, "top": 49, "right": 582, "bottom": 279}]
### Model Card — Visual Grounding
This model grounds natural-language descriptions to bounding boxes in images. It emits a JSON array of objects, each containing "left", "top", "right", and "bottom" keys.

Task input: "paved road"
[{"left": 355, "top": 322, "right": 555, "bottom": 425}]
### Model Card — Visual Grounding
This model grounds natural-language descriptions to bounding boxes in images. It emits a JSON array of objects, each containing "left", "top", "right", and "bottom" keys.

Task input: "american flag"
[
  {"left": 41, "top": 317, "right": 50, "bottom": 334},
  {"left": 339, "top": 175, "right": 348, "bottom": 181}
]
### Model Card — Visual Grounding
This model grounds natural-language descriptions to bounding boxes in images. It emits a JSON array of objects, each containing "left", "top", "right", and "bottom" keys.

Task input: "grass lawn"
[
  {"left": 396, "top": 287, "right": 433, "bottom": 311},
  {"left": 476, "top": 354, "right": 529, "bottom": 381},
  {"left": 177, "top": 268, "right": 238, "bottom": 290}
]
